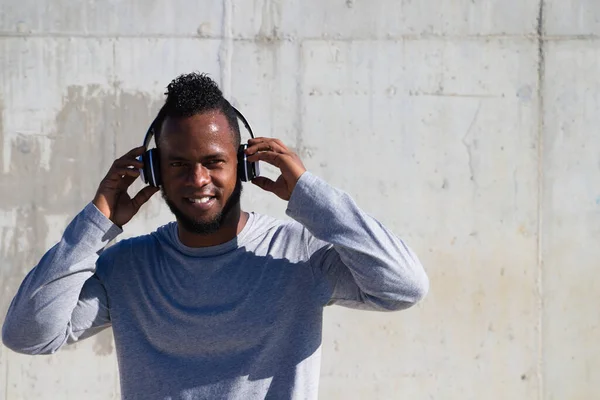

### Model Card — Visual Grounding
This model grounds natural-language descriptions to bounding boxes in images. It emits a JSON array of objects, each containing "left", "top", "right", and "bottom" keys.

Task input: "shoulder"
[
  {"left": 102, "top": 226, "right": 167, "bottom": 255},
  {"left": 247, "top": 211, "right": 304, "bottom": 235},
  {"left": 244, "top": 212, "right": 312, "bottom": 253},
  {"left": 95, "top": 222, "right": 175, "bottom": 278}
]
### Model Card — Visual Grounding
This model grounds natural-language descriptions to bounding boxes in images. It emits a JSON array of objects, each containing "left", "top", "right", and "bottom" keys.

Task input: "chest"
[{"left": 109, "top": 254, "right": 317, "bottom": 357}]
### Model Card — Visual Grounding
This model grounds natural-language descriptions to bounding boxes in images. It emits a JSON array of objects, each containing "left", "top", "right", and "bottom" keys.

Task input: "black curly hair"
[{"left": 155, "top": 72, "right": 241, "bottom": 148}]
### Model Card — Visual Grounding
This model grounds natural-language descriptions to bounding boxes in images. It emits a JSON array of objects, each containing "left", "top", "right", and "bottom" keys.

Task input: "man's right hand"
[{"left": 92, "top": 146, "right": 160, "bottom": 227}]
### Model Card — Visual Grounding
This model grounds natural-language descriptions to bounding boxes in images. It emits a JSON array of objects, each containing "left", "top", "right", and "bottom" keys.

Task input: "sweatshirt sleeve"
[
  {"left": 286, "top": 172, "right": 429, "bottom": 312},
  {"left": 1, "top": 202, "right": 122, "bottom": 355}
]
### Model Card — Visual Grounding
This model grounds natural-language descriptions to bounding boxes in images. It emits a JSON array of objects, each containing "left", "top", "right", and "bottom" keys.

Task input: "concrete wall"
[{"left": 0, "top": 0, "right": 598, "bottom": 398}]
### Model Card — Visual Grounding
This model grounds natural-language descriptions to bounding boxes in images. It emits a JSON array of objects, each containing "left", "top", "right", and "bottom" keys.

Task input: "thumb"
[
  {"left": 251, "top": 176, "right": 277, "bottom": 193},
  {"left": 131, "top": 186, "right": 160, "bottom": 211}
]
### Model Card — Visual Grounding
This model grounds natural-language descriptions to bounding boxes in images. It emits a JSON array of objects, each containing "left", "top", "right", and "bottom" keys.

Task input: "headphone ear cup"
[
  {"left": 137, "top": 154, "right": 147, "bottom": 184},
  {"left": 237, "top": 145, "right": 247, "bottom": 182},
  {"left": 144, "top": 148, "right": 161, "bottom": 187},
  {"left": 238, "top": 144, "right": 259, "bottom": 182}
]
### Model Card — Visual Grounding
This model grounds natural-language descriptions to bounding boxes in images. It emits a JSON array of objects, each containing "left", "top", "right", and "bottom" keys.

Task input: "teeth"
[{"left": 188, "top": 197, "right": 212, "bottom": 204}]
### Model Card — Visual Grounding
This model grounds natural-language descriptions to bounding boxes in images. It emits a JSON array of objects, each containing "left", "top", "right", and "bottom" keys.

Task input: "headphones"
[{"left": 138, "top": 106, "right": 260, "bottom": 187}]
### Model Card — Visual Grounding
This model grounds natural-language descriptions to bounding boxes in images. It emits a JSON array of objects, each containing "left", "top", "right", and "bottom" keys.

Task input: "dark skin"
[{"left": 92, "top": 110, "right": 307, "bottom": 247}]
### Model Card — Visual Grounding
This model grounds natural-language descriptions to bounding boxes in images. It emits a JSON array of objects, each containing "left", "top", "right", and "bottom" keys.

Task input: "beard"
[{"left": 161, "top": 179, "right": 243, "bottom": 235}]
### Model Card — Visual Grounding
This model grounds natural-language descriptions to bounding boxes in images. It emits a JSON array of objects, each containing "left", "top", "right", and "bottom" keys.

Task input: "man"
[{"left": 2, "top": 72, "right": 429, "bottom": 399}]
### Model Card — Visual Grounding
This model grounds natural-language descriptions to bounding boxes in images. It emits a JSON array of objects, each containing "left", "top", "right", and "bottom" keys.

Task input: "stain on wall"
[{"left": 0, "top": 85, "right": 163, "bottom": 356}]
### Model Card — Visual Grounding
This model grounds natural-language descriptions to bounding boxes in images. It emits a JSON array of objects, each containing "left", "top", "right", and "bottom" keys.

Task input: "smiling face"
[{"left": 158, "top": 110, "right": 241, "bottom": 236}]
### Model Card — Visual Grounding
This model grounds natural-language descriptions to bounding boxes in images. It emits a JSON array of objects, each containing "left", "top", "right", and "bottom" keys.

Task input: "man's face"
[{"left": 158, "top": 111, "right": 240, "bottom": 235}]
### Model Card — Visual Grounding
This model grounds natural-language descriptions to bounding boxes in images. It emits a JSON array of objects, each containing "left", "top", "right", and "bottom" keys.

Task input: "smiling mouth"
[
  {"left": 185, "top": 196, "right": 214, "bottom": 204},
  {"left": 183, "top": 196, "right": 217, "bottom": 211}
]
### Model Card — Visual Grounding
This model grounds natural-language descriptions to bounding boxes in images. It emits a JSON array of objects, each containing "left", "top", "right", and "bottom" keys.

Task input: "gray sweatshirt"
[{"left": 2, "top": 171, "right": 428, "bottom": 400}]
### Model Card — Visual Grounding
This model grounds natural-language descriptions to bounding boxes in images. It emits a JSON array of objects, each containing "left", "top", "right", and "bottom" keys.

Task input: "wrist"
[
  {"left": 92, "top": 195, "right": 112, "bottom": 221},
  {"left": 84, "top": 202, "right": 124, "bottom": 240}
]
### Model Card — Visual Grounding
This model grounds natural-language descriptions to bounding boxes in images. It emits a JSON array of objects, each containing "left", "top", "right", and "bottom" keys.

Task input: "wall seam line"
[
  {"left": 536, "top": 1, "right": 545, "bottom": 399},
  {"left": 219, "top": 0, "right": 233, "bottom": 99}
]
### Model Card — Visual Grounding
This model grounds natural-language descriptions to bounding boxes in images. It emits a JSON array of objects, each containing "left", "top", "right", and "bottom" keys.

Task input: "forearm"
[
  {"left": 2, "top": 203, "right": 120, "bottom": 354},
  {"left": 287, "top": 172, "right": 429, "bottom": 310}
]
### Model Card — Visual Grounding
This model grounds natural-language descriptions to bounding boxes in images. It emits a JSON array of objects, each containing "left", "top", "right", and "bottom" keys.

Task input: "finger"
[
  {"left": 246, "top": 137, "right": 288, "bottom": 151},
  {"left": 103, "top": 167, "right": 140, "bottom": 191},
  {"left": 251, "top": 176, "right": 278, "bottom": 193},
  {"left": 131, "top": 185, "right": 160, "bottom": 211},
  {"left": 270, "top": 138, "right": 288, "bottom": 150},
  {"left": 247, "top": 137, "right": 271, "bottom": 145},
  {"left": 245, "top": 140, "right": 286, "bottom": 156},
  {"left": 120, "top": 146, "right": 146, "bottom": 159},
  {"left": 111, "top": 167, "right": 140, "bottom": 178},
  {"left": 119, "top": 174, "right": 139, "bottom": 190},
  {"left": 114, "top": 158, "right": 144, "bottom": 170},
  {"left": 113, "top": 154, "right": 144, "bottom": 170},
  {"left": 246, "top": 151, "right": 287, "bottom": 168},
  {"left": 102, "top": 168, "right": 140, "bottom": 187},
  {"left": 100, "top": 166, "right": 139, "bottom": 187},
  {"left": 248, "top": 137, "right": 288, "bottom": 147}
]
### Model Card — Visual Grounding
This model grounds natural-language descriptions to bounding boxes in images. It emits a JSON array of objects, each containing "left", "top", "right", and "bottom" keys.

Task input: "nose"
[{"left": 188, "top": 163, "right": 211, "bottom": 187}]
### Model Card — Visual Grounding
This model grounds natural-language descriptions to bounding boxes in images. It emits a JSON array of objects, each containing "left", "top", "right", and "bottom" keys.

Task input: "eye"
[
  {"left": 169, "top": 161, "right": 185, "bottom": 167},
  {"left": 205, "top": 160, "right": 225, "bottom": 167}
]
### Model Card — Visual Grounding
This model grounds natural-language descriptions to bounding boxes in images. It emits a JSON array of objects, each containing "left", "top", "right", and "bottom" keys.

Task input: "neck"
[{"left": 177, "top": 207, "right": 249, "bottom": 248}]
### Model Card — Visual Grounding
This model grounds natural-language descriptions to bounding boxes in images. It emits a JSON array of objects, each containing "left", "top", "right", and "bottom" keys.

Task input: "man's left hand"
[{"left": 245, "top": 137, "right": 306, "bottom": 201}]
